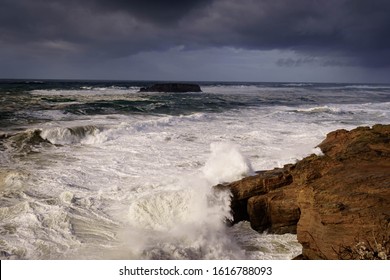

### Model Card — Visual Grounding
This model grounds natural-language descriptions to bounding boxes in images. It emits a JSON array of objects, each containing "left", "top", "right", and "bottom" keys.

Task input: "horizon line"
[{"left": 1, "top": 78, "right": 389, "bottom": 85}]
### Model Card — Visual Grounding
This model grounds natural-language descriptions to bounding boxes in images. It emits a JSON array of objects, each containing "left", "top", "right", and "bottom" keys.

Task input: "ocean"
[{"left": 1, "top": 80, "right": 389, "bottom": 260}]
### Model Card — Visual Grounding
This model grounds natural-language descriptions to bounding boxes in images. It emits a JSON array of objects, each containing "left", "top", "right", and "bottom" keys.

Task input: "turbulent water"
[{"left": 1, "top": 80, "right": 389, "bottom": 260}]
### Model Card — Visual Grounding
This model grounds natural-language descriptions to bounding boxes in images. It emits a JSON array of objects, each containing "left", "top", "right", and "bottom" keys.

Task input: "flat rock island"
[{"left": 139, "top": 83, "right": 202, "bottom": 93}]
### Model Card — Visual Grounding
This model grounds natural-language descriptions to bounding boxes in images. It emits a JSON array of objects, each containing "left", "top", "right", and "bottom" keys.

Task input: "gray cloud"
[
  {"left": 89, "top": 0, "right": 211, "bottom": 24},
  {"left": 0, "top": 0, "right": 389, "bottom": 79},
  {"left": 185, "top": 0, "right": 390, "bottom": 67}
]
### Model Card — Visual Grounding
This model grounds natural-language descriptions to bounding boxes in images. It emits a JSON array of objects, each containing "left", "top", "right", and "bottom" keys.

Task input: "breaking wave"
[
  {"left": 292, "top": 106, "right": 344, "bottom": 114},
  {"left": 40, "top": 125, "right": 103, "bottom": 145},
  {"left": 124, "top": 141, "right": 253, "bottom": 259},
  {"left": 0, "top": 125, "right": 104, "bottom": 157},
  {"left": 0, "top": 130, "right": 52, "bottom": 155}
]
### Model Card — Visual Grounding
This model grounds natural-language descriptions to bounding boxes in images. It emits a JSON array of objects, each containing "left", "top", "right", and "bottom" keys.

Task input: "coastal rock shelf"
[{"left": 217, "top": 124, "right": 390, "bottom": 259}]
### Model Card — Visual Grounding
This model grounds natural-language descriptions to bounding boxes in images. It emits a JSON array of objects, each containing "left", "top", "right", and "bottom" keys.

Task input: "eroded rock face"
[
  {"left": 216, "top": 167, "right": 298, "bottom": 234},
  {"left": 219, "top": 124, "right": 390, "bottom": 259},
  {"left": 296, "top": 124, "right": 390, "bottom": 259},
  {"left": 139, "top": 83, "right": 202, "bottom": 92}
]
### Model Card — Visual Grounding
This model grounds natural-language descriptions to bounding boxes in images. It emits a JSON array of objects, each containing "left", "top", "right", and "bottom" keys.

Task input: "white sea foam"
[
  {"left": 228, "top": 221, "right": 302, "bottom": 259},
  {"left": 1, "top": 171, "right": 28, "bottom": 190},
  {"left": 125, "top": 174, "right": 240, "bottom": 259},
  {"left": 294, "top": 105, "right": 342, "bottom": 114},
  {"left": 343, "top": 85, "right": 390, "bottom": 89},
  {"left": 121, "top": 140, "right": 253, "bottom": 259},
  {"left": 282, "top": 83, "right": 314, "bottom": 87},
  {"left": 203, "top": 142, "right": 254, "bottom": 185},
  {"left": 1, "top": 86, "right": 389, "bottom": 259}
]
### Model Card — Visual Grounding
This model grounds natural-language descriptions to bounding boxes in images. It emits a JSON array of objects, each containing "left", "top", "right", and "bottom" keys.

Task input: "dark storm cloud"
[
  {"left": 1, "top": 0, "right": 390, "bottom": 68},
  {"left": 185, "top": 0, "right": 390, "bottom": 67},
  {"left": 90, "top": 0, "right": 211, "bottom": 24}
]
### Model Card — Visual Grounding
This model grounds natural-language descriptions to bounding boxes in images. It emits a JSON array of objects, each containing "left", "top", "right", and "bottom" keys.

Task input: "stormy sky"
[{"left": 1, "top": 0, "right": 390, "bottom": 83}]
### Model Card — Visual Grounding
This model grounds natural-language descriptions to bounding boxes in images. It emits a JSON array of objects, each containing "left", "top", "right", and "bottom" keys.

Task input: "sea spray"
[
  {"left": 125, "top": 179, "right": 242, "bottom": 259},
  {"left": 124, "top": 142, "right": 253, "bottom": 259},
  {"left": 203, "top": 142, "right": 254, "bottom": 185}
]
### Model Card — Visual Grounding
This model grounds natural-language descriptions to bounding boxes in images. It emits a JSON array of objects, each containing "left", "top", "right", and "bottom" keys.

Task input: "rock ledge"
[{"left": 218, "top": 124, "right": 390, "bottom": 259}]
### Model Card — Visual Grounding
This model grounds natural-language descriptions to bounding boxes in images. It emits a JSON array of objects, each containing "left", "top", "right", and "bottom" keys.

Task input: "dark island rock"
[
  {"left": 216, "top": 124, "right": 390, "bottom": 259},
  {"left": 139, "top": 83, "right": 202, "bottom": 93}
]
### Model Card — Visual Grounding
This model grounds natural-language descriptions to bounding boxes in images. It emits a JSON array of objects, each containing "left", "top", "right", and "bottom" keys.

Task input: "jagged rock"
[
  {"left": 139, "top": 83, "right": 202, "bottom": 93},
  {"left": 216, "top": 167, "right": 296, "bottom": 233},
  {"left": 219, "top": 124, "right": 390, "bottom": 259},
  {"left": 296, "top": 124, "right": 390, "bottom": 259}
]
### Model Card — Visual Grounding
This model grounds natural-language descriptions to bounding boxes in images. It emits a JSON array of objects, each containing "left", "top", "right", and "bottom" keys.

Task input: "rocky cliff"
[{"left": 218, "top": 124, "right": 390, "bottom": 259}]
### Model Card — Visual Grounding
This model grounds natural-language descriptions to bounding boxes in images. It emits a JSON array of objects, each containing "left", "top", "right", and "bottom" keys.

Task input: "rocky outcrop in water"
[
  {"left": 139, "top": 83, "right": 202, "bottom": 93},
  {"left": 216, "top": 166, "right": 299, "bottom": 234},
  {"left": 218, "top": 124, "right": 390, "bottom": 259}
]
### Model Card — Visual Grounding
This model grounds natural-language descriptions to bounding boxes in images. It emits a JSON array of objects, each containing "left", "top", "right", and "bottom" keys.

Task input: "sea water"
[{"left": 0, "top": 80, "right": 389, "bottom": 259}]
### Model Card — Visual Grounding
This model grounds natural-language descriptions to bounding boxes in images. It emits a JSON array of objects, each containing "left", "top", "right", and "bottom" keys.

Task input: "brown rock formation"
[
  {"left": 216, "top": 167, "right": 298, "bottom": 234},
  {"left": 297, "top": 124, "right": 390, "bottom": 259},
  {"left": 219, "top": 124, "right": 390, "bottom": 259}
]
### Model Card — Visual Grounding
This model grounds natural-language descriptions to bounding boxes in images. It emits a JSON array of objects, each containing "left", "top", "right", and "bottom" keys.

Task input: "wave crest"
[
  {"left": 293, "top": 106, "right": 342, "bottom": 114},
  {"left": 1, "top": 130, "right": 52, "bottom": 155},
  {"left": 40, "top": 125, "right": 104, "bottom": 145}
]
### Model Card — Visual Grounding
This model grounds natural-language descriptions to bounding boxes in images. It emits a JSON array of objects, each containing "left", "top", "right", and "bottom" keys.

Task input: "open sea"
[{"left": 1, "top": 80, "right": 389, "bottom": 260}]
